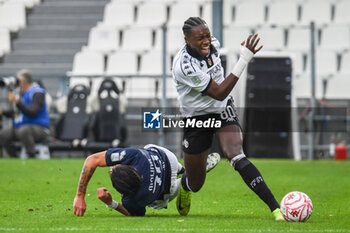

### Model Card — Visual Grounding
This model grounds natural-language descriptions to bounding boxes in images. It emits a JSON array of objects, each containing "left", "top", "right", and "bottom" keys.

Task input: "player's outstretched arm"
[
  {"left": 205, "top": 34, "right": 263, "bottom": 101},
  {"left": 97, "top": 188, "right": 131, "bottom": 216},
  {"left": 73, "top": 151, "right": 107, "bottom": 217}
]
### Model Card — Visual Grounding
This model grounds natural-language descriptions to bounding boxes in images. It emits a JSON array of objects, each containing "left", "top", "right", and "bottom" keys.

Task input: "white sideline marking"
[{"left": 0, "top": 228, "right": 350, "bottom": 232}]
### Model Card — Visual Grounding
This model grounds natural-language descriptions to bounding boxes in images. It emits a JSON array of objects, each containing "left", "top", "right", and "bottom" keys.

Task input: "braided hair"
[{"left": 182, "top": 17, "right": 208, "bottom": 37}]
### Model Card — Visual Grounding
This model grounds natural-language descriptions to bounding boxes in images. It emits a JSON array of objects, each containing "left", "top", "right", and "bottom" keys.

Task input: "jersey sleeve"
[
  {"left": 105, "top": 148, "right": 139, "bottom": 166},
  {"left": 122, "top": 197, "right": 146, "bottom": 216},
  {"left": 174, "top": 55, "right": 211, "bottom": 93},
  {"left": 211, "top": 37, "right": 221, "bottom": 54}
]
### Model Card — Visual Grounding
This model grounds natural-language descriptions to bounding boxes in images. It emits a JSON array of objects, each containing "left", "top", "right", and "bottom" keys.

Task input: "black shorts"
[{"left": 182, "top": 98, "right": 241, "bottom": 154}]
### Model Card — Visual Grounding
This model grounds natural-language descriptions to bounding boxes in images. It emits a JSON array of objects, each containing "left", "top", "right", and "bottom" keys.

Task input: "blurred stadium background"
[{"left": 0, "top": 0, "right": 349, "bottom": 160}]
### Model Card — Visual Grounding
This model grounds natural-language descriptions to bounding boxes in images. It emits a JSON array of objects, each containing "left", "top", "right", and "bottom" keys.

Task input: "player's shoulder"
[
  {"left": 173, "top": 46, "right": 201, "bottom": 77},
  {"left": 106, "top": 147, "right": 139, "bottom": 162},
  {"left": 211, "top": 36, "right": 221, "bottom": 50}
]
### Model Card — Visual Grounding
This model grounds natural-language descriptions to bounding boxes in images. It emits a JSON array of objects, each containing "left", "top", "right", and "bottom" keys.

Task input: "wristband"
[
  {"left": 231, "top": 46, "right": 254, "bottom": 78},
  {"left": 106, "top": 200, "right": 119, "bottom": 210}
]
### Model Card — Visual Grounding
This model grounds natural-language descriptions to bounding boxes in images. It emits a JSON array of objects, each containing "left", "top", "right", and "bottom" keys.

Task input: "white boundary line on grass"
[{"left": 1, "top": 228, "right": 350, "bottom": 232}]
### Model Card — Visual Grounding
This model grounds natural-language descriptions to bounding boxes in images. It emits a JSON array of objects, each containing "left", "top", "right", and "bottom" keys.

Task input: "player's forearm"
[
  {"left": 220, "top": 73, "right": 239, "bottom": 99},
  {"left": 76, "top": 152, "right": 107, "bottom": 197},
  {"left": 76, "top": 159, "right": 97, "bottom": 197},
  {"left": 207, "top": 74, "right": 239, "bottom": 101},
  {"left": 116, "top": 203, "right": 131, "bottom": 216}
]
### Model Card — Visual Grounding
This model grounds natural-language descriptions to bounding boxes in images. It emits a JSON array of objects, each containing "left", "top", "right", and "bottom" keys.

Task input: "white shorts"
[{"left": 143, "top": 144, "right": 182, "bottom": 209}]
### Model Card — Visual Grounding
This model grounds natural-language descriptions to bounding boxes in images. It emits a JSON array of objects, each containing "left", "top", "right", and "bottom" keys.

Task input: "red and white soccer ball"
[{"left": 280, "top": 191, "right": 313, "bottom": 222}]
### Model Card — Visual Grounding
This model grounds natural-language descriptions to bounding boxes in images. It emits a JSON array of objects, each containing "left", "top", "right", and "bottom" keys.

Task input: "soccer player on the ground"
[
  {"left": 73, "top": 144, "right": 220, "bottom": 216},
  {"left": 172, "top": 17, "right": 284, "bottom": 221}
]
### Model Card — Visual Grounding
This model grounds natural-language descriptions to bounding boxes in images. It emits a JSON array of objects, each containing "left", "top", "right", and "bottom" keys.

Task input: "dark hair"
[
  {"left": 182, "top": 17, "right": 208, "bottom": 37},
  {"left": 110, "top": 165, "right": 142, "bottom": 196},
  {"left": 17, "top": 69, "right": 33, "bottom": 84}
]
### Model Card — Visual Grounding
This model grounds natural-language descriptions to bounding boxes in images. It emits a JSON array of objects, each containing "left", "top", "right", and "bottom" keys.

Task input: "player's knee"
[
  {"left": 222, "top": 144, "right": 242, "bottom": 161},
  {"left": 185, "top": 177, "right": 204, "bottom": 192},
  {"left": 188, "top": 183, "right": 202, "bottom": 192}
]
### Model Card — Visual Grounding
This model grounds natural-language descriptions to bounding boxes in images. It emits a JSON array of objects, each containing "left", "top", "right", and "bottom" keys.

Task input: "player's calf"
[{"left": 230, "top": 154, "right": 280, "bottom": 213}]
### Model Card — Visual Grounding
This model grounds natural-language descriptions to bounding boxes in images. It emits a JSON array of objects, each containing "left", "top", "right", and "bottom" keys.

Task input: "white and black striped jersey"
[{"left": 172, "top": 37, "right": 230, "bottom": 116}]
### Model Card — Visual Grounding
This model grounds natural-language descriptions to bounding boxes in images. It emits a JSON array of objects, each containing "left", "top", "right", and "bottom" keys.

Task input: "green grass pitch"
[{"left": 0, "top": 158, "right": 349, "bottom": 232}]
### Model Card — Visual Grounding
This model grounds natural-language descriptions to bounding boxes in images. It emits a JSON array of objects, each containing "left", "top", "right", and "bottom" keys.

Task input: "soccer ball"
[{"left": 280, "top": 191, "right": 313, "bottom": 222}]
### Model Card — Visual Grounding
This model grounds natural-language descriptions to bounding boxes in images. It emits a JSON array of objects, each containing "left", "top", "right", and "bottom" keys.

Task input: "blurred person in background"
[{"left": 0, "top": 69, "right": 50, "bottom": 158}]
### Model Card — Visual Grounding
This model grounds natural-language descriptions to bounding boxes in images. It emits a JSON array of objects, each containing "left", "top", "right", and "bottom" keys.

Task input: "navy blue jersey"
[{"left": 105, "top": 147, "right": 171, "bottom": 216}]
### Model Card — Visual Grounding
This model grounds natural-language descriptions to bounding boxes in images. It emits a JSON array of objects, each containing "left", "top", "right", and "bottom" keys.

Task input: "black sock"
[
  {"left": 180, "top": 173, "right": 191, "bottom": 191},
  {"left": 27, "top": 153, "right": 35, "bottom": 158},
  {"left": 234, "top": 158, "right": 280, "bottom": 212}
]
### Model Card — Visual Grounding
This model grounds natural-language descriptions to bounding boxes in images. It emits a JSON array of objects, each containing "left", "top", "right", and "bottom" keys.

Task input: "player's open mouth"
[{"left": 201, "top": 45, "right": 210, "bottom": 54}]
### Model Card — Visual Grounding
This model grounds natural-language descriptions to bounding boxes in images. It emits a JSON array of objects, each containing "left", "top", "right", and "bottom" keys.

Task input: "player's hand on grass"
[
  {"left": 241, "top": 34, "right": 263, "bottom": 54},
  {"left": 97, "top": 187, "right": 113, "bottom": 205},
  {"left": 73, "top": 195, "right": 86, "bottom": 217}
]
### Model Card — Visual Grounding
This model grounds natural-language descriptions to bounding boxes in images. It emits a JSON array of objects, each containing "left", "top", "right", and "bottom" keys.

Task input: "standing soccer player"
[{"left": 172, "top": 17, "right": 284, "bottom": 221}]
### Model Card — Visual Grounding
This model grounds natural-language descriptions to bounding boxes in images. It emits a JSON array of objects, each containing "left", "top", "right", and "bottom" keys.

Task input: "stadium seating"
[
  {"left": 0, "top": 0, "right": 106, "bottom": 79},
  {"left": 134, "top": 2, "right": 167, "bottom": 28},
  {"left": 121, "top": 26, "right": 153, "bottom": 52},
  {"left": 201, "top": 2, "right": 213, "bottom": 29},
  {"left": 101, "top": 2, "right": 134, "bottom": 29},
  {"left": 334, "top": 1, "right": 350, "bottom": 24},
  {"left": 69, "top": 77, "right": 91, "bottom": 89},
  {"left": 267, "top": 1, "right": 299, "bottom": 27},
  {"left": 290, "top": 52, "right": 305, "bottom": 77},
  {"left": 54, "top": 77, "right": 91, "bottom": 114},
  {"left": 8, "top": 0, "right": 40, "bottom": 9},
  {"left": 92, "top": 78, "right": 122, "bottom": 143},
  {"left": 87, "top": 77, "right": 125, "bottom": 114},
  {"left": 292, "top": 74, "right": 323, "bottom": 99},
  {"left": 325, "top": 75, "right": 350, "bottom": 99},
  {"left": 112, "top": 0, "right": 142, "bottom": 3},
  {"left": 105, "top": 51, "right": 138, "bottom": 76},
  {"left": 0, "top": 2, "right": 26, "bottom": 32},
  {"left": 304, "top": 50, "right": 338, "bottom": 80},
  {"left": 71, "top": 51, "right": 105, "bottom": 76},
  {"left": 154, "top": 27, "right": 185, "bottom": 54},
  {"left": 147, "top": 0, "right": 174, "bottom": 3},
  {"left": 223, "top": 0, "right": 233, "bottom": 27},
  {"left": 160, "top": 77, "right": 179, "bottom": 99},
  {"left": 299, "top": 0, "right": 332, "bottom": 26},
  {"left": 223, "top": 26, "right": 252, "bottom": 52},
  {"left": 339, "top": 51, "right": 350, "bottom": 75},
  {"left": 255, "top": 27, "right": 285, "bottom": 51},
  {"left": 124, "top": 77, "right": 160, "bottom": 99},
  {"left": 286, "top": 28, "right": 311, "bottom": 53},
  {"left": 138, "top": 50, "right": 163, "bottom": 76},
  {"left": 319, "top": 25, "right": 350, "bottom": 52},
  {"left": 87, "top": 25, "right": 119, "bottom": 54},
  {"left": 232, "top": 1, "right": 266, "bottom": 27},
  {"left": 168, "top": 2, "right": 201, "bottom": 27},
  {"left": 0, "top": 28, "right": 11, "bottom": 58},
  {"left": 55, "top": 84, "right": 90, "bottom": 142},
  {"left": 139, "top": 50, "right": 172, "bottom": 76}
]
